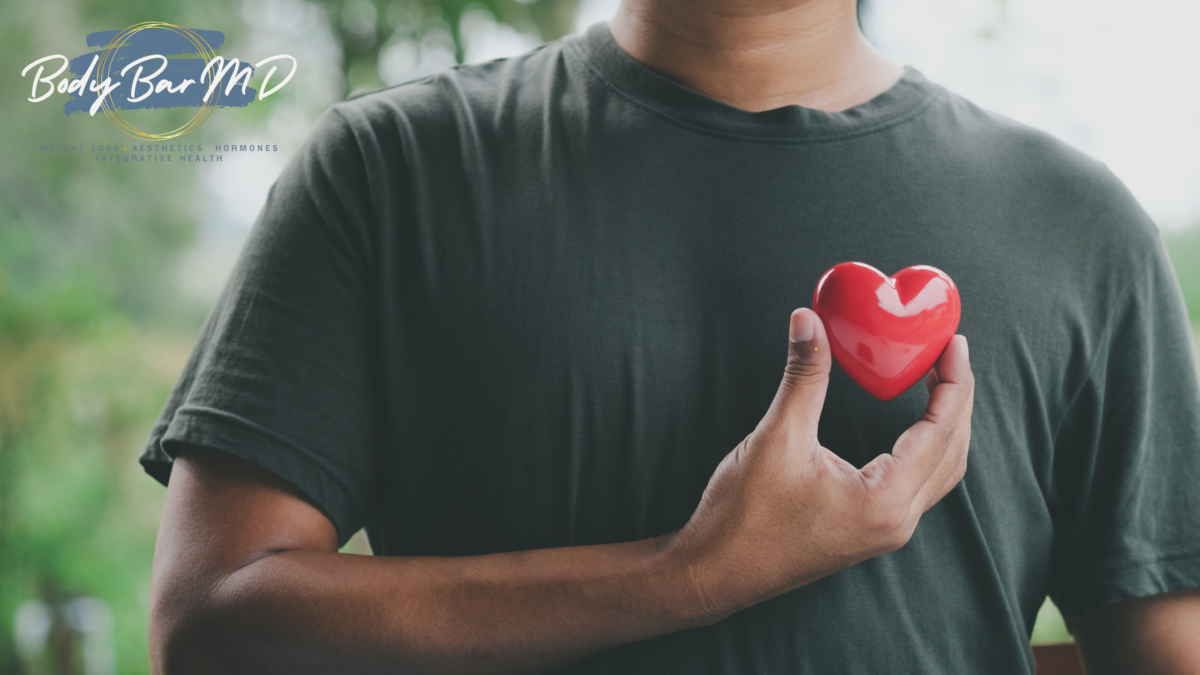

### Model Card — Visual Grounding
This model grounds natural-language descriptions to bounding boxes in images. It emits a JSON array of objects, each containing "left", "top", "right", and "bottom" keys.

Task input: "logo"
[{"left": 21, "top": 22, "right": 296, "bottom": 140}]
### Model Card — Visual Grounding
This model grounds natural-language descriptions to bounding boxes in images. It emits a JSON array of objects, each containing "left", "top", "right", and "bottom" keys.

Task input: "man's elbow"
[{"left": 148, "top": 574, "right": 236, "bottom": 675}]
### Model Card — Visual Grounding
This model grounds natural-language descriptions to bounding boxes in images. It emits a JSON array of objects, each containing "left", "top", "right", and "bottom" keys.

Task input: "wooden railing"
[{"left": 1034, "top": 643, "right": 1085, "bottom": 675}]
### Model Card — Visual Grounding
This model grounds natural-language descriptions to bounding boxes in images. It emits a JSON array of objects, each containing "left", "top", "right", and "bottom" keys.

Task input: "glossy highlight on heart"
[{"left": 812, "top": 262, "right": 961, "bottom": 401}]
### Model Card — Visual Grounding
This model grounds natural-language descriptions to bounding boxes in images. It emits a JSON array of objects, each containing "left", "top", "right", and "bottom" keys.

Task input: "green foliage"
[
  {"left": 317, "top": 0, "right": 579, "bottom": 95},
  {"left": 1164, "top": 227, "right": 1200, "bottom": 326},
  {"left": 1031, "top": 597, "right": 1071, "bottom": 645},
  {"left": 0, "top": 2, "right": 237, "bottom": 670},
  {"left": 0, "top": 280, "right": 191, "bottom": 673}
]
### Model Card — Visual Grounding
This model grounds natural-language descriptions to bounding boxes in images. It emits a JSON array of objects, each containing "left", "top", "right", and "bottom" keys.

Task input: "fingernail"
[
  {"left": 960, "top": 335, "right": 969, "bottom": 360},
  {"left": 790, "top": 310, "right": 815, "bottom": 343}
]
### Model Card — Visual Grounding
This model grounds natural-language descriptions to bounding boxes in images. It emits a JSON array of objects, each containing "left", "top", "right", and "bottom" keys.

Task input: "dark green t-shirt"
[{"left": 141, "top": 23, "right": 1200, "bottom": 674}]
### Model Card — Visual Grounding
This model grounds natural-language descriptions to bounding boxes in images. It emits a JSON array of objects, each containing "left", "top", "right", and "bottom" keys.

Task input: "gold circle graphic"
[{"left": 95, "top": 22, "right": 222, "bottom": 140}]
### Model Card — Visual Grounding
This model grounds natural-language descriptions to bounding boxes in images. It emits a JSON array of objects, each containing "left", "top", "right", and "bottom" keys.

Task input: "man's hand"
[
  {"left": 666, "top": 308, "right": 974, "bottom": 618},
  {"left": 149, "top": 308, "right": 973, "bottom": 674}
]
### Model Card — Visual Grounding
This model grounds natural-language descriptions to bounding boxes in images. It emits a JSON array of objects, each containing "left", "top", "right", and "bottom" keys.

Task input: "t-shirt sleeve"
[
  {"left": 1048, "top": 235, "right": 1200, "bottom": 624},
  {"left": 139, "top": 107, "right": 383, "bottom": 546}
]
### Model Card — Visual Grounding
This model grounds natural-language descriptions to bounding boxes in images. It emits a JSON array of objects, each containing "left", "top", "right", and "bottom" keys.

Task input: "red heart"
[{"left": 812, "top": 262, "right": 961, "bottom": 401}]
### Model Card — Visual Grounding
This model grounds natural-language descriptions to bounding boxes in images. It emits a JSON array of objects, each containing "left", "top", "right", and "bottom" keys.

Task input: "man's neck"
[{"left": 607, "top": 0, "right": 903, "bottom": 113}]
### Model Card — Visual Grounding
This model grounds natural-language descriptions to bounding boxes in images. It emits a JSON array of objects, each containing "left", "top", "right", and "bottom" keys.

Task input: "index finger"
[{"left": 859, "top": 335, "right": 974, "bottom": 505}]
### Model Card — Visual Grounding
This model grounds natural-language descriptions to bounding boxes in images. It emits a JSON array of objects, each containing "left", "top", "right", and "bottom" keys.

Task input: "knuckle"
[
  {"left": 886, "top": 520, "right": 917, "bottom": 552},
  {"left": 863, "top": 500, "right": 908, "bottom": 540},
  {"left": 783, "top": 355, "right": 826, "bottom": 384},
  {"left": 851, "top": 488, "right": 920, "bottom": 554}
]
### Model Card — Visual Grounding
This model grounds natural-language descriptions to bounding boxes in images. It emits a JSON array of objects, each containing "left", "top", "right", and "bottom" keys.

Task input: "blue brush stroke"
[
  {"left": 86, "top": 27, "right": 226, "bottom": 52},
  {"left": 64, "top": 27, "right": 256, "bottom": 116}
]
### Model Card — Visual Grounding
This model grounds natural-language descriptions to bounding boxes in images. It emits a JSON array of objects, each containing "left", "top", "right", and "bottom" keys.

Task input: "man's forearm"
[{"left": 155, "top": 533, "right": 713, "bottom": 675}]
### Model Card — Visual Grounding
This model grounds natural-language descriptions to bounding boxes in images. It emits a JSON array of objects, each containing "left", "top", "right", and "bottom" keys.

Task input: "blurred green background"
[{"left": 1, "top": 0, "right": 1198, "bottom": 672}]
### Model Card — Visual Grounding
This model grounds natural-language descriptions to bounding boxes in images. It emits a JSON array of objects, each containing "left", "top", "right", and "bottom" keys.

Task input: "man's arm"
[
  {"left": 149, "top": 310, "right": 974, "bottom": 675},
  {"left": 1074, "top": 589, "right": 1200, "bottom": 674},
  {"left": 151, "top": 445, "right": 700, "bottom": 674}
]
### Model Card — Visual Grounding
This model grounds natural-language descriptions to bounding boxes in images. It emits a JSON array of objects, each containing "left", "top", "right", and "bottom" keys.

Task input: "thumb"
[{"left": 764, "top": 308, "right": 832, "bottom": 436}]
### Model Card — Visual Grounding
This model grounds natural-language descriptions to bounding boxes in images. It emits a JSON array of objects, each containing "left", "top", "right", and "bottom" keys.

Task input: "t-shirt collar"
[{"left": 569, "top": 22, "right": 944, "bottom": 142}]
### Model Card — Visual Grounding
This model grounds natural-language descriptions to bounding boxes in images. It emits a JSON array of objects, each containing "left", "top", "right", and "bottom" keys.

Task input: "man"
[{"left": 139, "top": 0, "right": 1200, "bottom": 672}]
